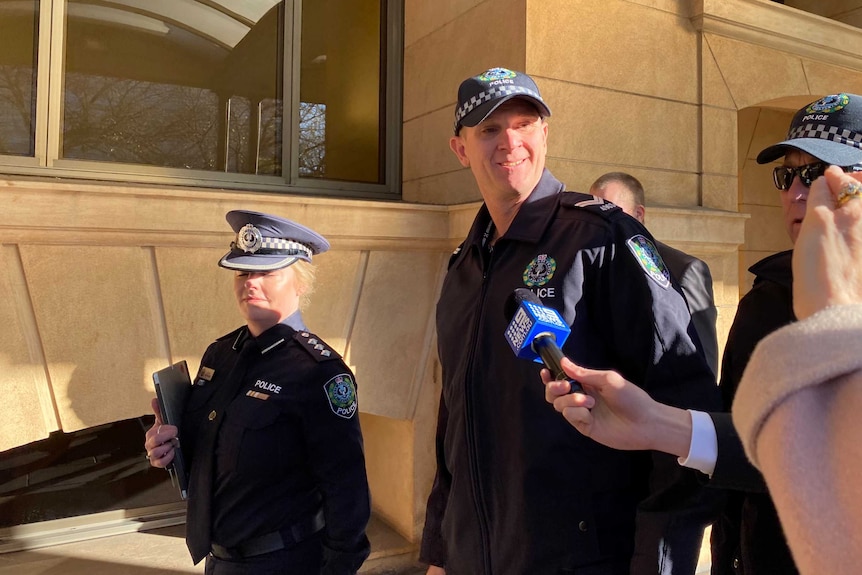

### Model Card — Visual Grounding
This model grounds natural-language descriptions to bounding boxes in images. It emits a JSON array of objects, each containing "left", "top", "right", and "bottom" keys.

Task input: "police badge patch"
[
  {"left": 626, "top": 235, "right": 670, "bottom": 289},
  {"left": 805, "top": 93, "right": 849, "bottom": 114},
  {"left": 324, "top": 374, "right": 358, "bottom": 419},
  {"left": 523, "top": 254, "right": 557, "bottom": 287}
]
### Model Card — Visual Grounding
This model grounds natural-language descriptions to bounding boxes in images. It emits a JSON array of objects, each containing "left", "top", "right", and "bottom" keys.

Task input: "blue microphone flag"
[{"left": 504, "top": 296, "right": 571, "bottom": 363}]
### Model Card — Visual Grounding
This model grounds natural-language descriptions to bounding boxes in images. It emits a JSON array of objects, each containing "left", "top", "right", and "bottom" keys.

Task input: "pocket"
[{"left": 217, "top": 398, "right": 286, "bottom": 474}]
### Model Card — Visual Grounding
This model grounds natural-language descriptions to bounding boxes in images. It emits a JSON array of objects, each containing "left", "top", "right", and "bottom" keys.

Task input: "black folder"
[{"left": 152, "top": 360, "right": 192, "bottom": 500}]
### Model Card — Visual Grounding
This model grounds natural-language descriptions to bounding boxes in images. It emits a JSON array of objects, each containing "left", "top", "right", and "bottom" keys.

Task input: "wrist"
[{"left": 648, "top": 403, "right": 693, "bottom": 458}]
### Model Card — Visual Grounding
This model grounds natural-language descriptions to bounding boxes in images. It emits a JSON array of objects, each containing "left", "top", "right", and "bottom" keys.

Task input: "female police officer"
[{"left": 145, "top": 210, "right": 371, "bottom": 574}]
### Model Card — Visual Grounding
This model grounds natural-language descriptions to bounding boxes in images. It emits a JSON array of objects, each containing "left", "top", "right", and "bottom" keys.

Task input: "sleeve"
[
  {"left": 678, "top": 258, "right": 719, "bottom": 378},
  {"left": 707, "top": 283, "right": 791, "bottom": 491},
  {"left": 418, "top": 392, "right": 450, "bottom": 567},
  {"left": 595, "top": 224, "right": 723, "bottom": 575},
  {"left": 706, "top": 412, "right": 767, "bottom": 492},
  {"left": 301, "top": 363, "right": 371, "bottom": 575},
  {"left": 731, "top": 305, "right": 862, "bottom": 575},
  {"left": 677, "top": 410, "right": 717, "bottom": 476}
]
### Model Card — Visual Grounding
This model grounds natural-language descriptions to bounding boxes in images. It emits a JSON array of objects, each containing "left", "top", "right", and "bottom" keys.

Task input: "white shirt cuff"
[{"left": 677, "top": 409, "right": 717, "bottom": 476}]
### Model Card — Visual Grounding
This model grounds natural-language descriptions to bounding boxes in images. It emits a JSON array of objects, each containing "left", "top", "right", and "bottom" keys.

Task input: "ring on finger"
[{"left": 836, "top": 180, "right": 862, "bottom": 207}]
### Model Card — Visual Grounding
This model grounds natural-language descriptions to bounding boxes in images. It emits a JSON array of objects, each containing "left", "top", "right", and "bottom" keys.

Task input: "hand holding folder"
[{"left": 152, "top": 361, "right": 192, "bottom": 499}]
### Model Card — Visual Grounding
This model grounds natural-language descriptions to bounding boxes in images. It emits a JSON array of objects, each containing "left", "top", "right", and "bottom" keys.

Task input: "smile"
[{"left": 500, "top": 159, "right": 526, "bottom": 168}]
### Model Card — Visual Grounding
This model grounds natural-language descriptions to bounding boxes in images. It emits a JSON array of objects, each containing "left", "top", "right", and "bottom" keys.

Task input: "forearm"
[
  {"left": 754, "top": 382, "right": 862, "bottom": 575},
  {"left": 643, "top": 401, "right": 693, "bottom": 459},
  {"left": 733, "top": 306, "right": 862, "bottom": 574}
]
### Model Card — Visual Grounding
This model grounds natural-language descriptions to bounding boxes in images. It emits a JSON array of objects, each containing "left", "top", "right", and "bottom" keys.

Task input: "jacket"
[
  {"left": 421, "top": 170, "right": 721, "bottom": 575},
  {"left": 709, "top": 250, "right": 798, "bottom": 575},
  {"left": 656, "top": 241, "right": 719, "bottom": 377}
]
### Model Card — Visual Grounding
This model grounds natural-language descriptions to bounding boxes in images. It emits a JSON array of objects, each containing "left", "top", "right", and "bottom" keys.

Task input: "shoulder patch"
[
  {"left": 560, "top": 191, "right": 623, "bottom": 218},
  {"left": 626, "top": 234, "right": 671, "bottom": 289},
  {"left": 294, "top": 331, "right": 342, "bottom": 362},
  {"left": 323, "top": 373, "right": 358, "bottom": 419}
]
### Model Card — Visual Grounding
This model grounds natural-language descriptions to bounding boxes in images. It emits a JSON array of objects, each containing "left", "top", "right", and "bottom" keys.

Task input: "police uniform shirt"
[{"left": 182, "top": 311, "right": 370, "bottom": 572}]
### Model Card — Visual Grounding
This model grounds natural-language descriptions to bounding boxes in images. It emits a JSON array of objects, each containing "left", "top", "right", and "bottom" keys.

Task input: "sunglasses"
[{"left": 772, "top": 162, "right": 862, "bottom": 190}]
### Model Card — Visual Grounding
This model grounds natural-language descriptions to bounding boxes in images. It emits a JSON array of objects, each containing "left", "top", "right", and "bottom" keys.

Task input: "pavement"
[
  {"left": 0, "top": 516, "right": 710, "bottom": 574},
  {"left": 0, "top": 518, "right": 424, "bottom": 575}
]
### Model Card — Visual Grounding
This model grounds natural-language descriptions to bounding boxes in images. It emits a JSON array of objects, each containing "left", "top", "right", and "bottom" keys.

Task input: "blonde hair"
[{"left": 291, "top": 259, "right": 317, "bottom": 311}]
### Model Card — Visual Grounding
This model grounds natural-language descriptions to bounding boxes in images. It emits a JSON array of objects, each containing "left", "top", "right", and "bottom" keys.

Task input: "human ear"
[{"left": 449, "top": 136, "right": 470, "bottom": 167}]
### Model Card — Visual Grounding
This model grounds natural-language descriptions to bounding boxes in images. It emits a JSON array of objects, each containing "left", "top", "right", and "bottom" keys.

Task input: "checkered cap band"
[
  {"left": 454, "top": 85, "right": 543, "bottom": 131},
  {"left": 232, "top": 237, "right": 313, "bottom": 258},
  {"left": 788, "top": 123, "right": 862, "bottom": 149}
]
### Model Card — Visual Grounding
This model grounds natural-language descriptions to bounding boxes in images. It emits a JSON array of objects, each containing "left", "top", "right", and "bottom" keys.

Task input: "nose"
[
  {"left": 498, "top": 127, "right": 522, "bottom": 150},
  {"left": 243, "top": 272, "right": 265, "bottom": 287},
  {"left": 788, "top": 177, "right": 809, "bottom": 202}
]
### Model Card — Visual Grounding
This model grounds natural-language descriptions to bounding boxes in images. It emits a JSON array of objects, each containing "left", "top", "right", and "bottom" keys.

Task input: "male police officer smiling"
[
  {"left": 145, "top": 210, "right": 370, "bottom": 575},
  {"left": 420, "top": 67, "right": 721, "bottom": 575}
]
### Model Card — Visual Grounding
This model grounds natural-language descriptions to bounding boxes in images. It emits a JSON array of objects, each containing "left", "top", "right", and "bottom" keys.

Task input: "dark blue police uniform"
[
  {"left": 420, "top": 169, "right": 721, "bottom": 575},
  {"left": 181, "top": 211, "right": 370, "bottom": 575}
]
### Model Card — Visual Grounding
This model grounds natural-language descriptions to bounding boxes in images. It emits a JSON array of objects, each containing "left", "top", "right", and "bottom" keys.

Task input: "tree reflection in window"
[
  {"left": 63, "top": 74, "right": 219, "bottom": 170},
  {"left": 0, "top": 65, "right": 36, "bottom": 156},
  {"left": 298, "top": 102, "right": 325, "bottom": 178}
]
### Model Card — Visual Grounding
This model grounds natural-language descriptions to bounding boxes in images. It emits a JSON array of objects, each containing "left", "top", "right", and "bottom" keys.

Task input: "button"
[
  {"left": 733, "top": 558, "right": 740, "bottom": 570},
  {"left": 208, "top": 410, "right": 217, "bottom": 421},
  {"left": 578, "top": 521, "right": 588, "bottom": 532}
]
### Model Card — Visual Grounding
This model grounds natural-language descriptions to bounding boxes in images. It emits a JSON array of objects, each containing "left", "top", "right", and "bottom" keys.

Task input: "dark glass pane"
[
  {"left": 0, "top": 418, "right": 177, "bottom": 527},
  {"left": 62, "top": 0, "right": 283, "bottom": 175},
  {"left": 0, "top": 0, "right": 38, "bottom": 157},
  {"left": 300, "top": 0, "right": 384, "bottom": 184}
]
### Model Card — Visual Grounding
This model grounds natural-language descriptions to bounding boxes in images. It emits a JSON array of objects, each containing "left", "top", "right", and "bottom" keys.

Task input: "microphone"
[{"left": 503, "top": 288, "right": 583, "bottom": 393}]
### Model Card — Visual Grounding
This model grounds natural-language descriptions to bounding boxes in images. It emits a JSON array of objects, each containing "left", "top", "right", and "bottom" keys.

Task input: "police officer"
[
  {"left": 544, "top": 93, "right": 862, "bottom": 575},
  {"left": 145, "top": 210, "right": 371, "bottom": 574},
  {"left": 420, "top": 67, "right": 721, "bottom": 575}
]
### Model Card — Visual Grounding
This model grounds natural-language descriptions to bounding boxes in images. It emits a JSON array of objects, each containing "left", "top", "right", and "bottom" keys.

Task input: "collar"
[
  {"left": 750, "top": 249, "right": 793, "bottom": 289},
  {"left": 465, "top": 169, "right": 565, "bottom": 248},
  {"left": 233, "top": 311, "right": 306, "bottom": 355},
  {"left": 280, "top": 310, "right": 307, "bottom": 332}
]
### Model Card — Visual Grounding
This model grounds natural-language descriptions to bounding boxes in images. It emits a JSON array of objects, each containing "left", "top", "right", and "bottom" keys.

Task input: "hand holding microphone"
[{"left": 503, "top": 288, "right": 584, "bottom": 394}]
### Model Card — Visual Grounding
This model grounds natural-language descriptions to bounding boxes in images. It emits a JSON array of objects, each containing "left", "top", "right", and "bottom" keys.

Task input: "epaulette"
[
  {"left": 294, "top": 331, "right": 343, "bottom": 362},
  {"left": 559, "top": 191, "right": 623, "bottom": 219},
  {"left": 448, "top": 242, "right": 464, "bottom": 270}
]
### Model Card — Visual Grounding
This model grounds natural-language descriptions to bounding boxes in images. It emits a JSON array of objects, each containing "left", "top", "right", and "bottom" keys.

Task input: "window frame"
[{"left": 1, "top": 0, "right": 403, "bottom": 200}]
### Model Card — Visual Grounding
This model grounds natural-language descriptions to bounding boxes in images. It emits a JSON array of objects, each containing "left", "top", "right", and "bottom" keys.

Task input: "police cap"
[{"left": 218, "top": 210, "right": 330, "bottom": 272}]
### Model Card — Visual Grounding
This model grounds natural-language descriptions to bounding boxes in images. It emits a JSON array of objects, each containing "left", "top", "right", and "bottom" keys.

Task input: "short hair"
[
  {"left": 291, "top": 259, "right": 317, "bottom": 311},
  {"left": 590, "top": 172, "right": 645, "bottom": 207}
]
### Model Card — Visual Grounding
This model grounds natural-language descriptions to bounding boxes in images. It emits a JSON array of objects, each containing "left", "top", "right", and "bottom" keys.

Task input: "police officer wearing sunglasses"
[
  {"left": 710, "top": 92, "right": 862, "bottom": 575},
  {"left": 543, "top": 93, "right": 862, "bottom": 575}
]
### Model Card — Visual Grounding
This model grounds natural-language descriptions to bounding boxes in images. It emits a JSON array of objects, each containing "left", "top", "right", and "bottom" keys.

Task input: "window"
[
  {"left": 0, "top": 0, "right": 402, "bottom": 196},
  {"left": 0, "top": 0, "right": 38, "bottom": 157}
]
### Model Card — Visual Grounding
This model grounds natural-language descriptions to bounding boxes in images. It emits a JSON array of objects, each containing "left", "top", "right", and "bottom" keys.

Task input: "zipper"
[{"left": 462, "top": 240, "right": 496, "bottom": 575}]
